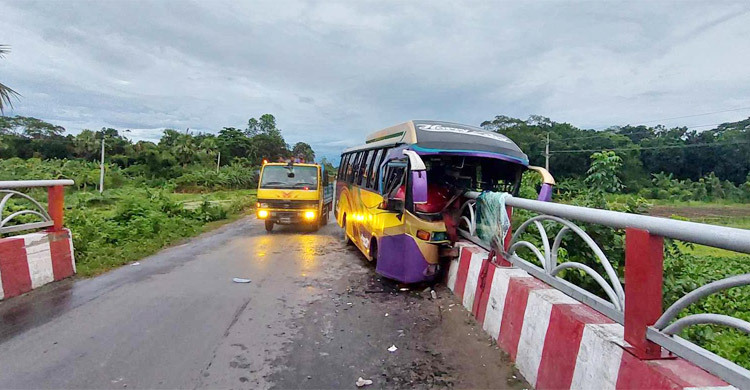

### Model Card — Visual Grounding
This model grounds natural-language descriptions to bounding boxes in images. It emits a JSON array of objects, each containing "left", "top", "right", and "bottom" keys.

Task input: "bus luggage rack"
[{"left": 456, "top": 191, "right": 750, "bottom": 388}]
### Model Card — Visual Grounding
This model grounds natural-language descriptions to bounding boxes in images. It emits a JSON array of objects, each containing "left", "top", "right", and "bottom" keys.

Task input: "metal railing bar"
[
  {"left": 661, "top": 314, "right": 750, "bottom": 336},
  {"left": 0, "top": 221, "right": 54, "bottom": 234},
  {"left": 0, "top": 180, "right": 74, "bottom": 189},
  {"left": 655, "top": 274, "right": 750, "bottom": 330},
  {"left": 647, "top": 327, "right": 750, "bottom": 389},
  {"left": 465, "top": 192, "right": 750, "bottom": 254}
]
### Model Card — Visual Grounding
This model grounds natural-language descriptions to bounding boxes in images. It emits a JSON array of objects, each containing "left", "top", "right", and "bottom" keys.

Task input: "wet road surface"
[{"left": 0, "top": 217, "right": 527, "bottom": 389}]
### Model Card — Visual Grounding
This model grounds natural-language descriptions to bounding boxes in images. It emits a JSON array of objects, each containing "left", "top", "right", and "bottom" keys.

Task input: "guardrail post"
[
  {"left": 497, "top": 206, "right": 513, "bottom": 266},
  {"left": 47, "top": 185, "right": 65, "bottom": 231},
  {"left": 624, "top": 228, "right": 664, "bottom": 359}
]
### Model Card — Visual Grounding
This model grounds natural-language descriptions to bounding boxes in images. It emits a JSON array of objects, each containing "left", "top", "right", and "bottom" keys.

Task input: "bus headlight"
[
  {"left": 303, "top": 210, "right": 316, "bottom": 220},
  {"left": 257, "top": 209, "right": 269, "bottom": 219}
]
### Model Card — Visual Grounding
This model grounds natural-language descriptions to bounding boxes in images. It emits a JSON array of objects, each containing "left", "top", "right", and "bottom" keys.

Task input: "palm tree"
[{"left": 0, "top": 45, "right": 20, "bottom": 114}]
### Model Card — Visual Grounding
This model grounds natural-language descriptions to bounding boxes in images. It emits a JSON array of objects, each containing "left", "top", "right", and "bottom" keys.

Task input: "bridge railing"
[
  {"left": 0, "top": 180, "right": 74, "bottom": 235},
  {"left": 457, "top": 191, "right": 750, "bottom": 388}
]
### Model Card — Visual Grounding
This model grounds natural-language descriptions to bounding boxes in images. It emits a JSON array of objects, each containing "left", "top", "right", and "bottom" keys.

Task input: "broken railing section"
[
  {"left": 456, "top": 191, "right": 750, "bottom": 388},
  {"left": 0, "top": 180, "right": 74, "bottom": 235}
]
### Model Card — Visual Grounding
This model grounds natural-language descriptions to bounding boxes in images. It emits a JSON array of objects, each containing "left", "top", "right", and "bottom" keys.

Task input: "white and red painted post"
[{"left": 624, "top": 227, "right": 665, "bottom": 359}]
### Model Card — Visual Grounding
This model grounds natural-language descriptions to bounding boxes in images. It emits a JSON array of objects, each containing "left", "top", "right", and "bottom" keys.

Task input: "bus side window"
[
  {"left": 359, "top": 150, "right": 374, "bottom": 187},
  {"left": 345, "top": 153, "right": 357, "bottom": 182},
  {"left": 349, "top": 151, "right": 363, "bottom": 183},
  {"left": 338, "top": 154, "right": 349, "bottom": 181},
  {"left": 367, "top": 149, "right": 384, "bottom": 190}
]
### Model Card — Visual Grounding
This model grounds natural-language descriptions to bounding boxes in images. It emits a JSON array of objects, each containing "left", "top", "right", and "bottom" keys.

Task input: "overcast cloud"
[{"left": 2, "top": 0, "right": 750, "bottom": 160}]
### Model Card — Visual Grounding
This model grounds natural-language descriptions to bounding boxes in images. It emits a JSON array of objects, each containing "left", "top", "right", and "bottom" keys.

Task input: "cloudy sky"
[{"left": 1, "top": 1, "right": 750, "bottom": 160}]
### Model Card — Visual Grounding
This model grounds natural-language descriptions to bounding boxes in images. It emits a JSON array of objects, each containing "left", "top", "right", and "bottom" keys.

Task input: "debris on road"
[
  {"left": 384, "top": 313, "right": 389, "bottom": 317},
  {"left": 232, "top": 278, "right": 251, "bottom": 283},
  {"left": 387, "top": 345, "right": 398, "bottom": 352},
  {"left": 356, "top": 377, "right": 373, "bottom": 387},
  {"left": 399, "top": 287, "right": 409, "bottom": 291},
  {"left": 430, "top": 290, "right": 437, "bottom": 299},
  {"left": 130, "top": 262, "right": 140, "bottom": 266}
]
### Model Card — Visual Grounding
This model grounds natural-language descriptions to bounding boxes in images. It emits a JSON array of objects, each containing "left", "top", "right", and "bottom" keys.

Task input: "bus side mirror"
[
  {"left": 411, "top": 170, "right": 428, "bottom": 204},
  {"left": 527, "top": 166, "right": 555, "bottom": 202}
]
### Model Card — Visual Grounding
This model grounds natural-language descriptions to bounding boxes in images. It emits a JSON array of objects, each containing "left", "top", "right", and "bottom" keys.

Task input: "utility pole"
[
  {"left": 544, "top": 132, "right": 550, "bottom": 172},
  {"left": 99, "top": 137, "right": 105, "bottom": 193},
  {"left": 216, "top": 151, "right": 221, "bottom": 173}
]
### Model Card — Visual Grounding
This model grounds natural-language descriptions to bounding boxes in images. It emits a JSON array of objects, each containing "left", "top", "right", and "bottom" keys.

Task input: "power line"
[
  {"left": 550, "top": 140, "right": 750, "bottom": 154},
  {"left": 630, "top": 106, "right": 750, "bottom": 125}
]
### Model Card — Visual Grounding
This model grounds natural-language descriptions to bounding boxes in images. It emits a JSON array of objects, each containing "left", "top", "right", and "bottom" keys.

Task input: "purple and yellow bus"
[{"left": 335, "top": 120, "right": 553, "bottom": 283}]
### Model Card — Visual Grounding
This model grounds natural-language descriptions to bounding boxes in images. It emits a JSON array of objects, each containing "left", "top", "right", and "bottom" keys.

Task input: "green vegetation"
[{"left": 0, "top": 113, "right": 312, "bottom": 275}]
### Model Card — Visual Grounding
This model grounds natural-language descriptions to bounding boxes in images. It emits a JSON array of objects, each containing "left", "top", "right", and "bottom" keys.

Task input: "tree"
[
  {"left": 0, "top": 45, "right": 19, "bottom": 114},
  {"left": 73, "top": 129, "right": 100, "bottom": 160},
  {"left": 172, "top": 132, "right": 196, "bottom": 168},
  {"left": 291, "top": 142, "right": 315, "bottom": 162},
  {"left": 584, "top": 151, "right": 624, "bottom": 193}
]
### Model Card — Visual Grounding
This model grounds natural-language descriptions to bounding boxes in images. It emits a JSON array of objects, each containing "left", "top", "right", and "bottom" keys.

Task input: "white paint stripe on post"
[
  {"left": 461, "top": 251, "right": 485, "bottom": 311},
  {"left": 570, "top": 323, "right": 625, "bottom": 390},
  {"left": 0, "top": 265, "right": 4, "bottom": 300},
  {"left": 446, "top": 256, "right": 459, "bottom": 292},
  {"left": 482, "top": 267, "right": 530, "bottom": 341},
  {"left": 24, "top": 233, "right": 54, "bottom": 289},
  {"left": 516, "top": 289, "right": 579, "bottom": 386},
  {"left": 684, "top": 386, "right": 738, "bottom": 390},
  {"left": 67, "top": 228, "right": 76, "bottom": 273}
]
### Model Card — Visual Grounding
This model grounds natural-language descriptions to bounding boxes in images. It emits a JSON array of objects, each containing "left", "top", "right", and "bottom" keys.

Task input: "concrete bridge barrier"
[
  {"left": 452, "top": 192, "right": 750, "bottom": 389},
  {"left": 447, "top": 243, "right": 732, "bottom": 389},
  {"left": 0, "top": 180, "right": 75, "bottom": 301}
]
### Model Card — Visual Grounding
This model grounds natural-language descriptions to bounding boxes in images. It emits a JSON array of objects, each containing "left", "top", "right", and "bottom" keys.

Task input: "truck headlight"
[
  {"left": 258, "top": 202, "right": 269, "bottom": 208},
  {"left": 257, "top": 209, "right": 269, "bottom": 218},
  {"left": 303, "top": 210, "right": 316, "bottom": 220}
]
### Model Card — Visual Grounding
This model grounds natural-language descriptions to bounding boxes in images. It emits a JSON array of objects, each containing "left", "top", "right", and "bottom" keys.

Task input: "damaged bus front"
[{"left": 335, "top": 120, "right": 554, "bottom": 284}]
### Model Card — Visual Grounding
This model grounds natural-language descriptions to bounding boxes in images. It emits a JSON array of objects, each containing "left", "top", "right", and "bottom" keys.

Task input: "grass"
[{"left": 64, "top": 187, "right": 256, "bottom": 277}]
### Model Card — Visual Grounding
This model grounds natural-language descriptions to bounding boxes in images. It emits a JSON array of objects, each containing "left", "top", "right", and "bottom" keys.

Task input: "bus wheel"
[
  {"left": 341, "top": 216, "right": 351, "bottom": 245},
  {"left": 369, "top": 239, "right": 378, "bottom": 264},
  {"left": 264, "top": 220, "right": 274, "bottom": 232}
]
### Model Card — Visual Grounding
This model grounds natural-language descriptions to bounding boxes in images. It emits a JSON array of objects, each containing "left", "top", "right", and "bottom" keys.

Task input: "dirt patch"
[
  {"left": 648, "top": 205, "right": 750, "bottom": 219},
  {"left": 269, "top": 263, "right": 528, "bottom": 389}
]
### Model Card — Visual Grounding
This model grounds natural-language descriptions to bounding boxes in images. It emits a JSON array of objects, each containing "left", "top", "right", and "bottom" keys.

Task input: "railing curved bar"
[
  {"left": 0, "top": 190, "right": 52, "bottom": 220},
  {"left": 510, "top": 214, "right": 625, "bottom": 308},
  {"left": 661, "top": 314, "right": 750, "bottom": 336},
  {"left": 458, "top": 199, "right": 477, "bottom": 235},
  {"left": 0, "top": 210, "right": 50, "bottom": 228},
  {"left": 551, "top": 261, "right": 623, "bottom": 311},
  {"left": 550, "top": 226, "right": 570, "bottom": 264},
  {"left": 655, "top": 274, "right": 750, "bottom": 329},
  {"left": 532, "top": 220, "right": 552, "bottom": 271},
  {"left": 508, "top": 240, "right": 547, "bottom": 267}
]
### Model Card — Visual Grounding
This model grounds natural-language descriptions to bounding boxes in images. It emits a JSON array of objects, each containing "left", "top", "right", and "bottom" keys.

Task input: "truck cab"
[{"left": 256, "top": 161, "right": 334, "bottom": 232}]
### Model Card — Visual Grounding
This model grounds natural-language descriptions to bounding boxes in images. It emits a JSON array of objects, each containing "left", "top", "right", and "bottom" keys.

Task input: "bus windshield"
[{"left": 260, "top": 165, "right": 318, "bottom": 189}]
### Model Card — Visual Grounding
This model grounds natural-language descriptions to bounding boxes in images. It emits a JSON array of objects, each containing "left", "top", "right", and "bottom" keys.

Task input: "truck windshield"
[{"left": 260, "top": 165, "right": 318, "bottom": 189}]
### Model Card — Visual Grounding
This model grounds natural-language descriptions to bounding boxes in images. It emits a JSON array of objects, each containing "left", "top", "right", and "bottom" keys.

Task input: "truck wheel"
[{"left": 264, "top": 220, "right": 274, "bottom": 232}]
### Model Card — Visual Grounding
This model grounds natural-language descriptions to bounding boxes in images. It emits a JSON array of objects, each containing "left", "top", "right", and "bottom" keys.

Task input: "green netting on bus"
[{"left": 476, "top": 192, "right": 512, "bottom": 250}]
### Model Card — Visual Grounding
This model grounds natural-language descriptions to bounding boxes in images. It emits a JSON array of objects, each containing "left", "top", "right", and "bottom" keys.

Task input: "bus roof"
[{"left": 343, "top": 120, "right": 528, "bottom": 165}]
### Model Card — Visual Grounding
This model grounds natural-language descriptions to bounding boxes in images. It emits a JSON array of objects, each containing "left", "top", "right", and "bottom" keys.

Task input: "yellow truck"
[{"left": 255, "top": 161, "right": 334, "bottom": 232}]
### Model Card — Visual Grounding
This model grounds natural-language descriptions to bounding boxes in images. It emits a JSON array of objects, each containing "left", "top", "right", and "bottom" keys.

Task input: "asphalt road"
[{"left": 0, "top": 217, "right": 527, "bottom": 389}]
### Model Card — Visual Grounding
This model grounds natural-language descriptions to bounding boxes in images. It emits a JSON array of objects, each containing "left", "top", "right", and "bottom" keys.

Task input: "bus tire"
[
  {"left": 369, "top": 238, "right": 378, "bottom": 264},
  {"left": 341, "top": 215, "right": 351, "bottom": 245},
  {"left": 264, "top": 220, "right": 274, "bottom": 232}
]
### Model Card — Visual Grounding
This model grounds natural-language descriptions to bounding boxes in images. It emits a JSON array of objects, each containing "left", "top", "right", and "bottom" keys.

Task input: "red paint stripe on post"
[
  {"left": 624, "top": 228, "right": 664, "bottom": 359},
  {"left": 0, "top": 237, "right": 32, "bottom": 298},
  {"left": 452, "top": 247, "right": 475, "bottom": 301},
  {"left": 49, "top": 231, "right": 74, "bottom": 281},
  {"left": 616, "top": 353, "right": 682, "bottom": 390},
  {"left": 498, "top": 277, "right": 543, "bottom": 359},
  {"left": 473, "top": 262, "right": 496, "bottom": 325},
  {"left": 536, "top": 304, "right": 615, "bottom": 389}
]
